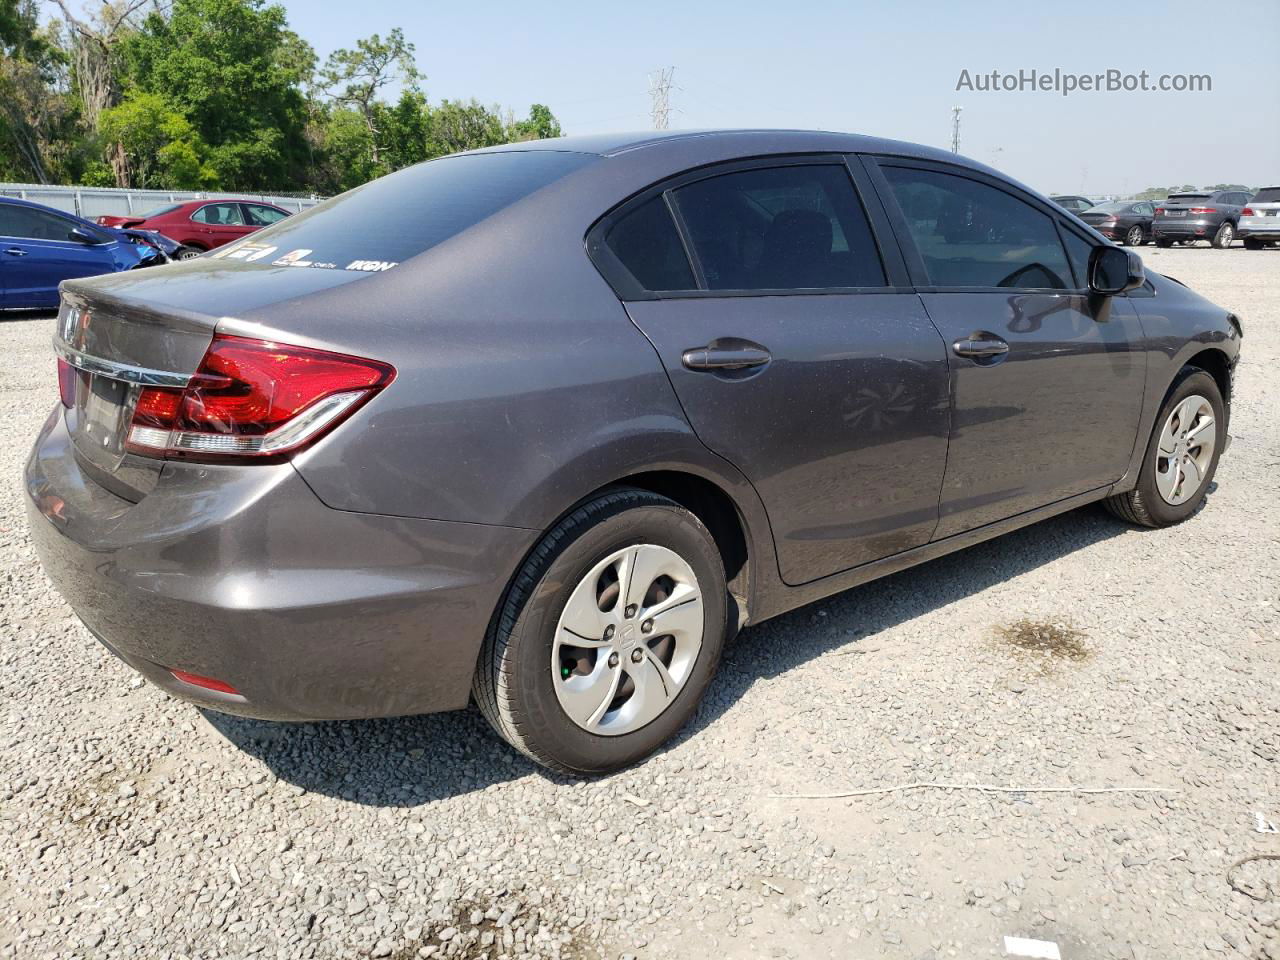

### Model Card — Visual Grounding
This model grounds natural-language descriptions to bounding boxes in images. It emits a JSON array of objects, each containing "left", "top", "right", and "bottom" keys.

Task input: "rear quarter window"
[{"left": 219, "top": 151, "right": 596, "bottom": 268}]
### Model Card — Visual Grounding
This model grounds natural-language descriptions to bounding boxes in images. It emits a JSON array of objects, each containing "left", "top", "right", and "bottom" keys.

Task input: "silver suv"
[{"left": 1240, "top": 187, "right": 1280, "bottom": 250}]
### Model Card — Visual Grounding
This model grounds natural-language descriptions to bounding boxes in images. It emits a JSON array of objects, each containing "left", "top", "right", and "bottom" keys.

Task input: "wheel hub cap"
[
  {"left": 552, "top": 544, "right": 704, "bottom": 736},
  {"left": 1154, "top": 394, "right": 1215, "bottom": 506}
]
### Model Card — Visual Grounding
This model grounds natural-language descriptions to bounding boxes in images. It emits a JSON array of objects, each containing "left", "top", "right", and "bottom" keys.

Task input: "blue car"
[{"left": 0, "top": 196, "right": 161, "bottom": 310}]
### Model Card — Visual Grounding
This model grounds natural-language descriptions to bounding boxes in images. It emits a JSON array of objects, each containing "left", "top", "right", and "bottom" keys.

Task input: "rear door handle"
[
  {"left": 4, "top": 247, "right": 26, "bottom": 256},
  {"left": 952, "top": 336, "right": 1009, "bottom": 359},
  {"left": 681, "top": 343, "right": 772, "bottom": 371}
]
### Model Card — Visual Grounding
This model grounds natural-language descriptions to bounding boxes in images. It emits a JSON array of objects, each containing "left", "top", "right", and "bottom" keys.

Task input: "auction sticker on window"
[{"left": 273, "top": 249, "right": 313, "bottom": 267}]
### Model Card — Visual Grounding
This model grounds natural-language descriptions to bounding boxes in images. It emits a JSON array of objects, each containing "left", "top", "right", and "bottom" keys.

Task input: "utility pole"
[
  {"left": 950, "top": 105, "right": 963, "bottom": 154},
  {"left": 649, "top": 67, "right": 675, "bottom": 130}
]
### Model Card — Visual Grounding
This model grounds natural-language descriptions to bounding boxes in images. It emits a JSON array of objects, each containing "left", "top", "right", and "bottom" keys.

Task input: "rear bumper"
[
  {"left": 1237, "top": 220, "right": 1280, "bottom": 239},
  {"left": 1152, "top": 219, "right": 1216, "bottom": 237},
  {"left": 25, "top": 407, "right": 537, "bottom": 721}
]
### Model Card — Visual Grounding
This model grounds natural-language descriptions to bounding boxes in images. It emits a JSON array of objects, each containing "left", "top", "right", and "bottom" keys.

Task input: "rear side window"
[
  {"left": 244, "top": 203, "right": 289, "bottom": 227},
  {"left": 883, "top": 166, "right": 1072, "bottom": 290},
  {"left": 193, "top": 203, "right": 245, "bottom": 225},
  {"left": 603, "top": 197, "right": 695, "bottom": 291},
  {"left": 672, "top": 165, "right": 886, "bottom": 290},
  {"left": 223, "top": 151, "right": 596, "bottom": 267}
]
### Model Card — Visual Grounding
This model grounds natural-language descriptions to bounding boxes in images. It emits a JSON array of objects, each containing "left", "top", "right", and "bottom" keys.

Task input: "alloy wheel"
[
  {"left": 552, "top": 544, "right": 703, "bottom": 736},
  {"left": 1154, "top": 394, "right": 1216, "bottom": 506},
  {"left": 1126, "top": 226, "right": 1143, "bottom": 246}
]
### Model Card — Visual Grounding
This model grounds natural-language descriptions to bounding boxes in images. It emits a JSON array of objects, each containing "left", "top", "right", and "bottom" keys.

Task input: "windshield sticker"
[
  {"left": 273, "top": 249, "right": 313, "bottom": 267},
  {"left": 346, "top": 259, "right": 398, "bottom": 273},
  {"left": 243, "top": 245, "right": 278, "bottom": 262}
]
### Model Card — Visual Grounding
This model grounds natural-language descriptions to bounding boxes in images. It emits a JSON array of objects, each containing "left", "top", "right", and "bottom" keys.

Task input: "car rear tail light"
[
  {"left": 1242, "top": 207, "right": 1255, "bottom": 216},
  {"left": 57, "top": 357, "right": 77, "bottom": 408},
  {"left": 125, "top": 334, "right": 395, "bottom": 461},
  {"left": 169, "top": 668, "right": 240, "bottom": 695},
  {"left": 1154, "top": 207, "right": 1164, "bottom": 215},
  {"left": 1188, "top": 207, "right": 1217, "bottom": 214}
]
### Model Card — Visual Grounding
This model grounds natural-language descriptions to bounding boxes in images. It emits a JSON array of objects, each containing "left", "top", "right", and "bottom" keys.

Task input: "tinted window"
[
  {"left": 139, "top": 203, "right": 182, "bottom": 218},
  {"left": 672, "top": 165, "right": 885, "bottom": 290},
  {"left": 1061, "top": 229, "right": 1094, "bottom": 289},
  {"left": 884, "top": 167, "right": 1072, "bottom": 289},
  {"left": 1088, "top": 202, "right": 1130, "bottom": 213},
  {"left": 192, "top": 202, "right": 245, "bottom": 225},
  {"left": 1168, "top": 193, "right": 1209, "bottom": 202},
  {"left": 221, "top": 152, "right": 595, "bottom": 266},
  {"left": 604, "top": 196, "right": 695, "bottom": 291},
  {"left": 0, "top": 204, "right": 80, "bottom": 241},
  {"left": 244, "top": 203, "right": 289, "bottom": 227},
  {"left": 1250, "top": 188, "right": 1280, "bottom": 203}
]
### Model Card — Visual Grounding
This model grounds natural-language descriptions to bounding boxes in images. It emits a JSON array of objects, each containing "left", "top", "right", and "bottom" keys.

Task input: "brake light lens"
[
  {"left": 1188, "top": 207, "right": 1217, "bottom": 214},
  {"left": 1242, "top": 207, "right": 1255, "bottom": 216},
  {"left": 1154, "top": 207, "right": 1164, "bottom": 215},
  {"left": 57, "top": 357, "right": 77, "bottom": 408},
  {"left": 126, "top": 334, "right": 395, "bottom": 461}
]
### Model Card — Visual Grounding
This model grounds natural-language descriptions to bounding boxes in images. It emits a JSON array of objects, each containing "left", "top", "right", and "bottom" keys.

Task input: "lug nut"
[
  {"left": 625, "top": 604, "right": 638, "bottom": 618},
  {"left": 604, "top": 625, "right": 615, "bottom": 640},
  {"left": 630, "top": 647, "right": 644, "bottom": 663},
  {"left": 641, "top": 619, "right": 654, "bottom": 634},
  {"left": 608, "top": 652, "right": 620, "bottom": 668}
]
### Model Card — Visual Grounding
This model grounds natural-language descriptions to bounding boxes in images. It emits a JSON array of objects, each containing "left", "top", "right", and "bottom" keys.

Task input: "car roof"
[
  {"left": 469, "top": 128, "right": 969, "bottom": 164},
  {"left": 0, "top": 194, "right": 90, "bottom": 220}
]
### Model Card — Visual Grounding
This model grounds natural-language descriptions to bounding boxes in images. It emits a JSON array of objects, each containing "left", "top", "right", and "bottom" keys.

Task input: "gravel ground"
[{"left": 2, "top": 246, "right": 1277, "bottom": 960}]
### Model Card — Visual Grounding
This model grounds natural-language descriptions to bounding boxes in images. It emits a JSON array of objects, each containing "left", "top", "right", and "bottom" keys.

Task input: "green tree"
[
  {"left": 124, "top": 0, "right": 311, "bottom": 189},
  {"left": 320, "top": 28, "right": 419, "bottom": 168},
  {"left": 426, "top": 99, "right": 507, "bottom": 156},
  {"left": 99, "top": 91, "right": 214, "bottom": 188},
  {"left": 0, "top": 0, "right": 74, "bottom": 182},
  {"left": 509, "top": 103, "right": 562, "bottom": 142}
]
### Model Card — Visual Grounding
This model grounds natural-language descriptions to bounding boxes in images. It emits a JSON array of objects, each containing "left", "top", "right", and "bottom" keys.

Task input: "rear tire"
[
  {"left": 1155, "top": 237, "right": 1173, "bottom": 248},
  {"left": 174, "top": 246, "right": 204, "bottom": 261},
  {"left": 1211, "top": 222, "right": 1235, "bottom": 249},
  {"left": 1124, "top": 225, "right": 1145, "bottom": 246},
  {"left": 1104, "top": 369, "right": 1224, "bottom": 528},
  {"left": 1243, "top": 237, "right": 1263, "bottom": 251},
  {"left": 474, "top": 487, "right": 728, "bottom": 775}
]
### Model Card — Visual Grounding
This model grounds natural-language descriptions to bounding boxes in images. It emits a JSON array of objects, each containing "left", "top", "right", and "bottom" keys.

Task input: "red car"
[{"left": 96, "top": 199, "right": 292, "bottom": 260}]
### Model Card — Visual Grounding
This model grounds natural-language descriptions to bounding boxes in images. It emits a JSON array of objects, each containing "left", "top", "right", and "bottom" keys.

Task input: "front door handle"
[
  {"left": 4, "top": 247, "right": 27, "bottom": 256},
  {"left": 952, "top": 335, "right": 1009, "bottom": 359},
  {"left": 682, "top": 343, "right": 772, "bottom": 371}
]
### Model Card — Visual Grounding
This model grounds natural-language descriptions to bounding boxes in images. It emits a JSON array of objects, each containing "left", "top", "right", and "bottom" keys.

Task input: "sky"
[{"left": 278, "top": 0, "right": 1271, "bottom": 194}]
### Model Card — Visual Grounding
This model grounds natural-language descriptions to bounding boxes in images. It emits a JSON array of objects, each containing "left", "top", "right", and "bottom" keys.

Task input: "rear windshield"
[
  {"left": 1250, "top": 187, "right": 1280, "bottom": 203},
  {"left": 139, "top": 204, "right": 182, "bottom": 218},
  {"left": 1167, "top": 193, "right": 1209, "bottom": 202},
  {"left": 215, "top": 151, "right": 596, "bottom": 269},
  {"left": 1088, "top": 202, "right": 1131, "bottom": 213}
]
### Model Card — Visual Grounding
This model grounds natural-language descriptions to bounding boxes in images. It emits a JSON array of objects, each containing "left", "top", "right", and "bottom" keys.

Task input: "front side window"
[
  {"left": 672, "top": 165, "right": 886, "bottom": 290},
  {"left": 884, "top": 166, "right": 1072, "bottom": 289},
  {"left": 245, "top": 204, "right": 288, "bottom": 227},
  {"left": 192, "top": 203, "right": 245, "bottom": 226},
  {"left": 0, "top": 205, "right": 79, "bottom": 241}
]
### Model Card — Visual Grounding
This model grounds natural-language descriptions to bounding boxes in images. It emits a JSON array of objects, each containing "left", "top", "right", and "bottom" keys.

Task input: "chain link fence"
[{"left": 0, "top": 183, "right": 324, "bottom": 220}]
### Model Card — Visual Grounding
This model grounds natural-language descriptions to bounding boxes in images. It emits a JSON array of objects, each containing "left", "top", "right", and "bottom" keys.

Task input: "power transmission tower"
[
  {"left": 649, "top": 67, "right": 675, "bottom": 130},
  {"left": 950, "top": 105, "right": 963, "bottom": 154}
]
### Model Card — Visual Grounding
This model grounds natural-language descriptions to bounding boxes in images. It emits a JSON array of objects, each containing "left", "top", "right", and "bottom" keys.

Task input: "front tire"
[
  {"left": 1243, "top": 237, "right": 1263, "bottom": 251},
  {"left": 1104, "top": 369, "right": 1224, "bottom": 528},
  {"left": 474, "top": 488, "right": 728, "bottom": 775},
  {"left": 1211, "top": 221, "right": 1235, "bottom": 249},
  {"left": 1155, "top": 237, "right": 1174, "bottom": 248}
]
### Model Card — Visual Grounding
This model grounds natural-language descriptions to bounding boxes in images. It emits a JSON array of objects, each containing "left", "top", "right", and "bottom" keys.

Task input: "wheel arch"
[{"left": 1181, "top": 346, "right": 1233, "bottom": 410}]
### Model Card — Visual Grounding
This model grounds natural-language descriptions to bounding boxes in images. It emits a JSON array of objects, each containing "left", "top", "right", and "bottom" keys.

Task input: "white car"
[{"left": 1240, "top": 186, "right": 1280, "bottom": 250}]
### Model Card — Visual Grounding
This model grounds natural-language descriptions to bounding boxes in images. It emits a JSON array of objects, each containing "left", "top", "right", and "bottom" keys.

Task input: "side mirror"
[
  {"left": 68, "top": 226, "right": 102, "bottom": 245},
  {"left": 1089, "top": 244, "right": 1144, "bottom": 295}
]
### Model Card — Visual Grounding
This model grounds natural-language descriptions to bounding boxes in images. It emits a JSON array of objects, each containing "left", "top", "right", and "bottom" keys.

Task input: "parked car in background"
[
  {"left": 1078, "top": 201, "right": 1155, "bottom": 246},
  {"left": 1152, "top": 190, "right": 1248, "bottom": 248},
  {"left": 0, "top": 196, "right": 161, "bottom": 310},
  {"left": 1050, "top": 195, "right": 1095, "bottom": 214},
  {"left": 27, "top": 131, "right": 1241, "bottom": 774},
  {"left": 1239, "top": 186, "right": 1280, "bottom": 250},
  {"left": 96, "top": 199, "right": 292, "bottom": 259}
]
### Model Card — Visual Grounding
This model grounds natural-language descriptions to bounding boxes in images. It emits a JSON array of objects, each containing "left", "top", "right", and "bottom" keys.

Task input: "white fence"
[{"left": 0, "top": 183, "right": 323, "bottom": 220}]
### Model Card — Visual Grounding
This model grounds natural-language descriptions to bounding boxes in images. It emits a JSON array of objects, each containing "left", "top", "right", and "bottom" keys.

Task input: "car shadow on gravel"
[{"left": 206, "top": 503, "right": 1136, "bottom": 805}]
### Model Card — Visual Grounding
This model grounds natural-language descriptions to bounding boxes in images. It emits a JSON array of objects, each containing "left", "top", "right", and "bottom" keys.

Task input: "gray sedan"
[{"left": 26, "top": 130, "right": 1242, "bottom": 774}]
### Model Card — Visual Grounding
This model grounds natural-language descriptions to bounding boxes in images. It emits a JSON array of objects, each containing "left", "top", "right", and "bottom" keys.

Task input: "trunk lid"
[
  {"left": 55, "top": 260, "right": 366, "bottom": 500},
  {"left": 1156, "top": 194, "right": 1211, "bottom": 219}
]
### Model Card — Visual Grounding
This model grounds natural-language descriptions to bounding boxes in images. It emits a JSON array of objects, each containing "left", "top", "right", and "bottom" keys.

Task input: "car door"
[
  {"left": 595, "top": 158, "right": 951, "bottom": 585},
  {"left": 866, "top": 157, "right": 1147, "bottom": 539},
  {"left": 0, "top": 204, "right": 119, "bottom": 308},
  {"left": 190, "top": 202, "right": 253, "bottom": 249}
]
